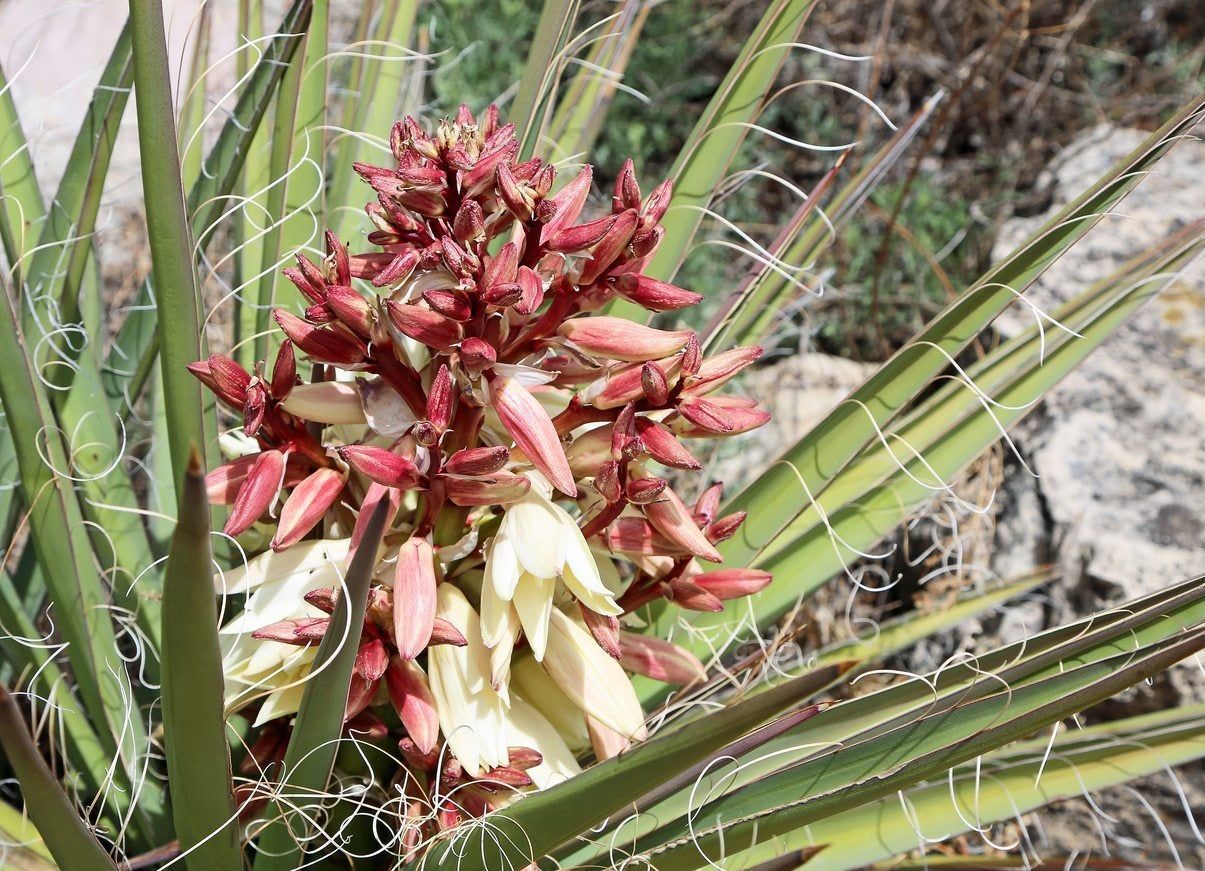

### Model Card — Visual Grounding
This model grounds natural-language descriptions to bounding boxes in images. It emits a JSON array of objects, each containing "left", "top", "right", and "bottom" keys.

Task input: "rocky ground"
[{"left": 734, "top": 123, "right": 1204, "bottom": 865}]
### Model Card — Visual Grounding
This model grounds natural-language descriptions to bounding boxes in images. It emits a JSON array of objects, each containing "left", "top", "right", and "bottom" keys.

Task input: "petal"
[{"left": 512, "top": 575, "right": 555, "bottom": 661}]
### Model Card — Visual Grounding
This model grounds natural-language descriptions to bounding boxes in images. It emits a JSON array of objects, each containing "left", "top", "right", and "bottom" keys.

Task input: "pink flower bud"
[
  {"left": 443, "top": 446, "right": 509, "bottom": 476},
  {"left": 694, "top": 482, "right": 724, "bottom": 525},
  {"left": 441, "top": 473, "right": 531, "bottom": 507},
  {"left": 386, "top": 657, "right": 439, "bottom": 755},
  {"left": 514, "top": 266, "right": 544, "bottom": 315},
  {"left": 355, "top": 637, "right": 391, "bottom": 682},
  {"left": 565, "top": 425, "right": 614, "bottom": 476},
  {"left": 613, "top": 158, "right": 642, "bottom": 212},
  {"left": 452, "top": 199, "right": 485, "bottom": 242},
  {"left": 625, "top": 475, "right": 666, "bottom": 505},
  {"left": 634, "top": 419, "right": 701, "bottom": 470},
  {"left": 385, "top": 301, "right": 463, "bottom": 350},
  {"left": 338, "top": 445, "right": 423, "bottom": 489},
  {"left": 678, "top": 396, "right": 734, "bottom": 433},
  {"left": 585, "top": 356, "right": 682, "bottom": 410},
  {"left": 429, "top": 618, "right": 468, "bottom": 647},
  {"left": 207, "top": 457, "right": 255, "bottom": 504},
  {"left": 271, "top": 467, "right": 346, "bottom": 551},
  {"left": 581, "top": 606, "right": 621, "bottom": 659},
  {"left": 324, "top": 285, "right": 372, "bottom": 336},
  {"left": 425, "top": 365, "right": 453, "bottom": 433},
  {"left": 681, "top": 334, "right": 702, "bottom": 376},
  {"left": 671, "top": 396, "right": 770, "bottom": 437},
  {"left": 303, "top": 588, "right": 337, "bottom": 614},
  {"left": 641, "top": 361, "right": 670, "bottom": 406},
  {"left": 496, "top": 162, "right": 534, "bottom": 220},
  {"left": 423, "top": 289, "right": 472, "bottom": 321},
  {"left": 618, "top": 632, "right": 707, "bottom": 685},
  {"left": 666, "top": 577, "right": 724, "bottom": 612},
  {"left": 684, "top": 345, "right": 764, "bottom": 395},
  {"left": 594, "top": 460, "right": 622, "bottom": 503},
  {"left": 394, "top": 537, "right": 437, "bottom": 660},
  {"left": 458, "top": 337, "right": 496, "bottom": 377},
  {"left": 612, "top": 273, "right": 702, "bottom": 311},
  {"left": 489, "top": 375, "right": 577, "bottom": 497},
  {"left": 603, "top": 517, "right": 687, "bottom": 557},
  {"left": 224, "top": 449, "right": 286, "bottom": 536},
  {"left": 690, "top": 568, "right": 772, "bottom": 600},
  {"left": 371, "top": 249, "right": 420, "bottom": 288},
  {"left": 636, "top": 472, "right": 722, "bottom": 562},
  {"left": 706, "top": 511, "right": 747, "bottom": 543},
  {"left": 273, "top": 310, "right": 366, "bottom": 365},
  {"left": 559, "top": 317, "right": 694, "bottom": 363},
  {"left": 578, "top": 208, "right": 638, "bottom": 285},
  {"left": 271, "top": 340, "right": 297, "bottom": 397},
  {"left": 482, "top": 242, "right": 519, "bottom": 290},
  {"left": 540, "top": 165, "right": 592, "bottom": 241},
  {"left": 251, "top": 617, "right": 329, "bottom": 645},
  {"left": 351, "top": 482, "right": 402, "bottom": 550},
  {"left": 543, "top": 214, "right": 616, "bottom": 253},
  {"left": 481, "top": 282, "right": 523, "bottom": 307}
]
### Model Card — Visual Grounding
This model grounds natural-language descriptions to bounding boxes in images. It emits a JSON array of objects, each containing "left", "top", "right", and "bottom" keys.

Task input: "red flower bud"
[
  {"left": 594, "top": 460, "right": 622, "bottom": 503},
  {"left": 271, "top": 467, "right": 346, "bottom": 551},
  {"left": 490, "top": 375, "right": 576, "bottom": 497},
  {"left": 394, "top": 537, "right": 437, "bottom": 659},
  {"left": 441, "top": 473, "right": 531, "bottom": 507},
  {"left": 641, "top": 361, "right": 670, "bottom": 406},
  {"left": 690, "top": 568, "right": 772, "bottom": 600},
  {"left": 224, "top": 449, "right": 286, "bottom": 536},
  {"left": 425, "top": 365, "right": 453, "bottom": 433},
  {"left": 324, "top": 286, "right": 373, "bottom": 336},
  {"left": 613, "top": 158, "right": 642, "bottom": 212},
  {"left": 612, "top": 274, "right": 703, "bottom": 312},
  {"left": 618, "top": 632, "right": 707, "bottom": 685},
  {"left": 578, "top": 208, "right": 638, "bottom": 285},
  {"left": 443, "top": 446, "right": 509, "bottom": 476},
  {"left": 634, "top": 419, "right": 700, "bottom": 470},
  {"left": 636, "top": 472, "right": 721, "bottom": 562},
  {"left": 423, "top": 289, "right": 472, "bottom": 321},
  {"left": 371, "top": 249, "right": 420, "bottom": 288},
  {"left": 706, "top": 511, "right": 747, "bottom": 544},
  {"left": 458, "top": 337, "right": 496, "bottom": 377},
  {"left": 559, "top": 317, "right": 694, "bottom": 363},
  {"left": 452, "top": 198, "right": 485, "bottom": 242},
  {"left": 665, "top": 577, "right": 724, "bottom": 612},
  {"left": 625, "top": 475, "right": 666, "bottom": 505},
  {"left": 273, "top": 309, "right": 366, "bottom": 365},
  {"left": 386, "top": 657, "right": 439, "bottom": 754},
  {"left": 338, "top": 445, "right": 423, "bottom": 489},
  {"left": 385, "top": 301, "right": 463, "bottom": 350},
  {"left": 271, "top": 340, "right": 297, "bottom": 397}
]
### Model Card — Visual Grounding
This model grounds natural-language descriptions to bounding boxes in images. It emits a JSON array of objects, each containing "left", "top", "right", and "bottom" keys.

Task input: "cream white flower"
[
  {"left": 504, "top": 695, "right": 581, "bottom": 789},
  {"left": 427, "top": 584, "right": 509, "bottom": 777},
  {"left": 480, "top": 472, "right": 620, "bottom": 663},
  {"left": 542, "top": 608, "right": 647, "bottom": 741},
  {"left": 217, "top": 539, "right": 351, "bottom": 725}
]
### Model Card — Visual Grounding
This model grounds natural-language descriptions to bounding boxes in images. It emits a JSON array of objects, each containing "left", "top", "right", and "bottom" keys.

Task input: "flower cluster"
[{"left": 195, "top": 105, "right": 772, "bottom": 838}]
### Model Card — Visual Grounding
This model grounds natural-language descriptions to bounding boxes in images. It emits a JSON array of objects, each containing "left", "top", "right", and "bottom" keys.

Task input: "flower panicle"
[{"left": 198, "top": 105, "right": 772, "bottom": 816}]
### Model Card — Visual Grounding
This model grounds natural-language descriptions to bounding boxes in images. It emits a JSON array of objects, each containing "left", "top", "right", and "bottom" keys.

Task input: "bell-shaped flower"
[
  {"left": 541, "top": 608, "right": 647, "bottom": 741},
  {"left": 426, "top": 584, "right": 509, "bottom": 777},
  {"left": 480, "top": 472, "right": 620, "bottom": 663}
]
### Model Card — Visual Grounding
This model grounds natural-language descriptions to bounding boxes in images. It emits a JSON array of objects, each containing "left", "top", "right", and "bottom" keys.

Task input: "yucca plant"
[{"left": 0, "top": 1, "right": 1201, "bottom": 869}]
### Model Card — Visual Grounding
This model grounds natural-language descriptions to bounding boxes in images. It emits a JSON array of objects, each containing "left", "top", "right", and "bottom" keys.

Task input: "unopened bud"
[
  {"left": 641, "top": 362, "right": 670, "bottom": 406},
  {"left": 625, "top": 475, "right": 666, "bottom": 504}
]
